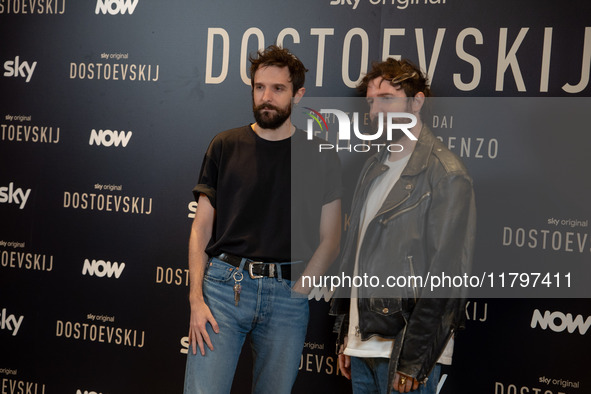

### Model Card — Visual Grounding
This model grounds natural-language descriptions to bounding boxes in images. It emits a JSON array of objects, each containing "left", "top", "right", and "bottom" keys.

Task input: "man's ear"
[
  {"left": 293, "top": 87, "right": 306, "bottom": 105},
  {"left": 412, "top": 91, "right": 425, "bottom": 113}
]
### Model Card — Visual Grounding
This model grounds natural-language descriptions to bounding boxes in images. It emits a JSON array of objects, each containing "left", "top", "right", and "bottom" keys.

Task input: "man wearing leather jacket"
[{"left": 329, "top": 58, "right": 476, "bottom": 394}]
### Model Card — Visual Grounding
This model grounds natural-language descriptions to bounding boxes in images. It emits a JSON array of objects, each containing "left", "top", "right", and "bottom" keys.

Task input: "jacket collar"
[
  {"left": 365, "top": 124, "right": 435, "bottom": 178},
  {"left": 401, "top": 124, "right": 435, "bottom": 177},
  {"left": 368, "top": 125, "right": 436, "bottom": 216}
]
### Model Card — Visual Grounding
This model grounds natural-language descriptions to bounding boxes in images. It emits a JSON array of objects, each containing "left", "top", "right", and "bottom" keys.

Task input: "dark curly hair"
[
  {"left": 249, "top": 45, "right": 308, "bottom": 95},
  {"left": 357, "top": 58, "right": 432, "bottom": 97}
]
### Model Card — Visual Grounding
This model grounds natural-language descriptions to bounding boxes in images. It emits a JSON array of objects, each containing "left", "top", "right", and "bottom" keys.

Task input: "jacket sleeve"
[{"left": 397, "top": 171, "right": 476, "bottom": 381}]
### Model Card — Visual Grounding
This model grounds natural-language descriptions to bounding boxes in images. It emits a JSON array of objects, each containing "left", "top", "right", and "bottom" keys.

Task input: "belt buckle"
[
  {"left": 248, "top": 262, "right": 264, "bottom": 279},
  {"left": 248, "top": 262, "right": 275, "bottom": 279}
]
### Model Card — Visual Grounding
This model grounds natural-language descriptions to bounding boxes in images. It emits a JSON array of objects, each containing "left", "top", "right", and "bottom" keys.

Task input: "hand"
[
  {"left": 338, "top": 353, "right": 351, "bottom": 380},
  {"left": 292, "top": 277, "right": 311, "bottom": 295},
  {"left": 393, "top": 372, "right": 419, "bottom": 393},
  {"left": 188, "top": 298, "right": 219, "bottom": 356},
  {"left": 338, "top": 336, "right": 351, "bottom": 380}
]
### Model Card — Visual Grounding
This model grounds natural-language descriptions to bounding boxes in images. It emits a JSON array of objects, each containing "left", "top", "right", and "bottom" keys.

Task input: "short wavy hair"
[
  {"left": 357, "top": 58, "right": 432, "bottom": 97},
  {"left": 249, "top": 45, "right": 308, "bottom": 95}
]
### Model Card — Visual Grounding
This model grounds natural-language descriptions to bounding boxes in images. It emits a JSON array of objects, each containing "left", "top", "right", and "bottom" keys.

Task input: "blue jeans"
[
  {"left": 184, "top": 257, "right": 309, "bottom": 394},
  {"left": 351, "top": 357, "right": 441, "bottom": 394}
]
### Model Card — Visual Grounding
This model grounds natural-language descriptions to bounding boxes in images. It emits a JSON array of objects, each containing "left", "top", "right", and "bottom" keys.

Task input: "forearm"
[
  {"left": 399, "top": 174, "right": 476, "bottom": 380},
  {"left": 295, "top": 199, "right": 341, "bottom": 291},
  {"left": 300, "top": 234, "right": 340, "bottom": 278},
  {"left": 188, "top": 228, "right": 210, "bottom": 303},
  {"left": 188, "top": 194, "right": 215, "bottom": 304},
  {"left": 397, "top": 297, "right": 461, "bottom": 379}
]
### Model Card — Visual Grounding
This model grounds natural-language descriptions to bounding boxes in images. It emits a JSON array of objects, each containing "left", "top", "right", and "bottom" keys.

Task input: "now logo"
[
  {"left": 82, "top": 259, "right": 126, "bottom": 279},
  {"left": 95, "top": 0, "right": 138, "bottom": 15},
  {"left": 89, "top": 129, "right": 132, "bottom": 147},
  {"left": 530, "top": 309, "right": 591, "bottom": 335}
]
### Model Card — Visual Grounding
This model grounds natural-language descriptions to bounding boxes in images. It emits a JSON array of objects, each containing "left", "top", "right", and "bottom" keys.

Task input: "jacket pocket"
[
  {"left": 358, "top": 298, "right": 407, "bottom": 339},
  {"left": 369, "top": 297, "right": 402, "bottom": 315}
]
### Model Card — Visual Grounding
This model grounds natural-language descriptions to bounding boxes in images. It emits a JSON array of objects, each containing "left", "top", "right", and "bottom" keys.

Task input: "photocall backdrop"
[{"left": 1, "top": 1, "right": 590, "bottom": 393}]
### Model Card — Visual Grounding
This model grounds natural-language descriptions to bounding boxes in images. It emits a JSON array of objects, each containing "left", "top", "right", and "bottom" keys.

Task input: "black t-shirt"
[{"left": 194, "top": 125, "right": 341, "bottom": 262}]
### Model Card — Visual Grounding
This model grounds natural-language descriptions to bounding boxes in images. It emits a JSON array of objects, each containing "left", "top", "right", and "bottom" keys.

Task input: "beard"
[{"left": 253, "top": 102, "right": 291, "bottom": 130}]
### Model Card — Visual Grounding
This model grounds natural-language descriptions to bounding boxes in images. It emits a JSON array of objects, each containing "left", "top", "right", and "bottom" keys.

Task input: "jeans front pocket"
[{"left": 203, "top": 258, "right": 235, "bottom": 283}]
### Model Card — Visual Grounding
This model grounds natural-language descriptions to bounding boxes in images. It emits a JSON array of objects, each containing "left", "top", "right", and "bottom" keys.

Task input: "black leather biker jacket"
[{"left": 329, "top": 126, "right": 476, "bottom": 388}]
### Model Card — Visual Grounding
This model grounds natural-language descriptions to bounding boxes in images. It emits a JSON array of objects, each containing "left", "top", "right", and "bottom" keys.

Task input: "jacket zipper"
[
  {"left": 379, "top": 192, "right": 431, "bottom": 225},
  {"left": 408, "top": 256, "right": 418, "bottom": 302},
  {"left": 373, "top": 193, "right": 411, "bottom": 226}
]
